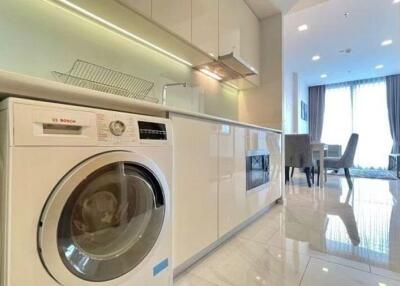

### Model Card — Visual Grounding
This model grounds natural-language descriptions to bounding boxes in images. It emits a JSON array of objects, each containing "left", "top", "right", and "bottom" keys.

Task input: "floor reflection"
[{"left": 285, "top": 175, "right": 400, "bottom": 273}]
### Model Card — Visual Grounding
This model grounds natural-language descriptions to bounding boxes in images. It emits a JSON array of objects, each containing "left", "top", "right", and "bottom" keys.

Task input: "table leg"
[{"left": 319, "top": 148, "right": 325, "bottom": 186}]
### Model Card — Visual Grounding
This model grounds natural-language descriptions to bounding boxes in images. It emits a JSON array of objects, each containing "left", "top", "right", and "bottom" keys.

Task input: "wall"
[
  {"left": 238, "top": 14, "right": 283, "bottom": 130},
  {"left": 283, "top": 72, "right": 309, "bottom": 134},
  {"left": 0, "top": 0, "right": 239, "bottom": 120},
  {"left": 296, "top": 76, "right": 309, "bottom": 134}
]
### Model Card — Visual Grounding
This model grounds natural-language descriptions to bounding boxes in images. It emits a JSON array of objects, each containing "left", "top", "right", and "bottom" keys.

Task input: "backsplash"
[{"left": 0, "top": 0, "right": 239, "bottom": 120}]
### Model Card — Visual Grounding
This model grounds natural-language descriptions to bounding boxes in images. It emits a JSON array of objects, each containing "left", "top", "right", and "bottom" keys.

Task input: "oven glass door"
[{"left": 246, "top": 153, "right": 270, "bottom": 191}]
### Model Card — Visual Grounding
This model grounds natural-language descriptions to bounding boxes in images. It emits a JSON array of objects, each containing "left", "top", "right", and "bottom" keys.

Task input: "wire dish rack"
[{"left": 53, "top": 60, "right": 159, "bottom": 103}]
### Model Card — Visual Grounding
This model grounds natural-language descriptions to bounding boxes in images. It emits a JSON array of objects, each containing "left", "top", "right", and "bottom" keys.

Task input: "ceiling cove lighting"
[
  {"left": 381, "top": 39, "right": 393, "bottom": 46},
  {"left": 297, "top": 24, "right": 308, "bottom": 32},
  {"left": 375, "top": 64, "right": 384, "bottom": 69},
  {"left": 321, "top": 74, "right": 328, "bottom": 79},
  {"left": 200, "top": 68, "right": 222, "bottom": 81},
  {"left": 46, "top": 0, "right": 193, "bottom": 67},
  {"left": 312, "top": 55, "right": 321, "bottom": 61}
]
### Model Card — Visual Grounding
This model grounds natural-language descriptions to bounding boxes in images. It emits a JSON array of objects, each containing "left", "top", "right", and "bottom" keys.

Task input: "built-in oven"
[{"left": 246, "top": 150, "right": 270, "bottom": 191}]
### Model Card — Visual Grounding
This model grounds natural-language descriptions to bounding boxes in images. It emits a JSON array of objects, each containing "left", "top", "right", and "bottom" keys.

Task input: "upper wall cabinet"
[
  {"left": 219, "top": 0, "right": 260, "bottom": 87},
  {"left": 116, "top": 0, "right": 152, "bottom": 17},
  {"left": 219, "top": 0, "right": 241, "bottom": 57},
  {"left": 239, "top": 1, "right": 260, "bottom": 86},
  {"left": 152, "top": 0, "right": 192, "bottom": 42},
  {"left": 192, "top": 0, "right": 219, "bottom": 58}
]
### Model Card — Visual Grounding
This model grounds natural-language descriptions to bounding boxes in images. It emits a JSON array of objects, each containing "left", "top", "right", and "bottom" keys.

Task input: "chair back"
[
  {"left": 285, "top": 134, "right": 313, "bottom": 168},
  {"left": 340, "top": 133, "right": 359, "bottom": 168}
]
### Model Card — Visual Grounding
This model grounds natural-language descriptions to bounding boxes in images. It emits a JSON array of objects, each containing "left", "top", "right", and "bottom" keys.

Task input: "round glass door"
[{"left": 48, "top": 160, "right": 165, "bottom": 282}]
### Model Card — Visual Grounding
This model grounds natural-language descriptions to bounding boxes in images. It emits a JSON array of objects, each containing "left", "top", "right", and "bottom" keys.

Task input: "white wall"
[
  {"left": 239, "top": 14, "right": 283, "bottom": 130},
  {"left": 296, "top": 76, "right": 309, "bottom": 134},
  {"left": 283, "top": 71, "right": 309, "bottom": 134},
  {"left": 0, "top": 0, "right": 239, "bottom": 120}
]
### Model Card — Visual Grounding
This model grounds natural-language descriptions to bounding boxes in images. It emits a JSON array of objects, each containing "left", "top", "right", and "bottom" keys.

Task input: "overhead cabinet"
[
  {"left": 152, "top": 0, "right": 192, "bottom": 42},
  {"left": 219, "top": 0, "right": 260, "bottom": 87},
  {"left": 191, "top": 0, "right": 219, "bottom": 58},
  {"left": 117, "top": 0, "right": 152, "bottom": 17},
  {"left": 114, "top": 0, "right": 261, "bottom": 88}
]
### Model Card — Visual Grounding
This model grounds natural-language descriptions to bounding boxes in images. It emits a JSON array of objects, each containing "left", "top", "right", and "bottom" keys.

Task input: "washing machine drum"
[{"left": 38, "top": 151, "right": 167, "bottom": 284}]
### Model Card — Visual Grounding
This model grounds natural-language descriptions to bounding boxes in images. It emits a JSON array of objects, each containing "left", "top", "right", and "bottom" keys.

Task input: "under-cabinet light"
[
  {"left": 200, "top": 68, "right": 222, "bottom": 81},
  {"left": 46, "top": 0, "right": 193, "bottom": 67}
]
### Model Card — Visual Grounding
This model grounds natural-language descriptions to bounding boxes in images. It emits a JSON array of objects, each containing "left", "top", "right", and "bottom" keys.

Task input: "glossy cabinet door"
[
  {"left": 218, "top": 125, "right": 247, "bottom": 236},
  {"left": 152, "top": 0, "right": 192, "bottom": 42},
  {"left": 192, "top": 0, "right": 218, "bottom": 58},
  {"left": 266, "top": 131, "right": 283, "bottom": 204},
  {"left": 238, "top": 1, "right": 260, "bottom": 86},
  {"left": 244, "top": 129, "right": 282, "bottom": 218},
  {"left": 170, "top": 114, "right": 219, "bottom": 268},
  {"left": 116, "top": 0, "right": 152, "bottom": 17},
  {"left": 219, "top": 0, "right": 241, "bottom": 57}
]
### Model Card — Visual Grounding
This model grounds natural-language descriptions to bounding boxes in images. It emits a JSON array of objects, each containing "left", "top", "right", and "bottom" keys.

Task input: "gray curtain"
[
  {"left": 309, "top": 85, "right": 326, "bottom": 142},
  {"left": 387, "top": 74, "right": 400, "bottom": 156}
]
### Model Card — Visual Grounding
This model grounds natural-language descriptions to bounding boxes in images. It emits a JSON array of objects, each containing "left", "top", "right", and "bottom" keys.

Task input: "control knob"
[{"left": 109, "top": 120, "right": 126, "bottom": 136}]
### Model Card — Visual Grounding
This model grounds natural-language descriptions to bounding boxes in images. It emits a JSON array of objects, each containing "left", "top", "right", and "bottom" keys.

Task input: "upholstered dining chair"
[
  {"left": 285, "top": 134, "right": 314, "bottom": 187},
  {"left": 318, "top": 133, "right": 359, "bottom": 189}
]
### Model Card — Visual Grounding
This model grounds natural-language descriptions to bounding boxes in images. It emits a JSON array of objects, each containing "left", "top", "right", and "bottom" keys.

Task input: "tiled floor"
[{"left": 174, "top": 174, "right": 400, "bottom": 286}]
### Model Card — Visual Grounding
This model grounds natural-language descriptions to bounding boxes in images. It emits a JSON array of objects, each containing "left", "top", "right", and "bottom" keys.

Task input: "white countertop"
[{"left": 0, "top": 70, "right": 281, "bottom": 133}]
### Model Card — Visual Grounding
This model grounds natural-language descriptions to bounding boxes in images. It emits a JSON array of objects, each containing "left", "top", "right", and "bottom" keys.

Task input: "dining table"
[{"left": 311, "top": 142, "right": 328, "bottom": 186}]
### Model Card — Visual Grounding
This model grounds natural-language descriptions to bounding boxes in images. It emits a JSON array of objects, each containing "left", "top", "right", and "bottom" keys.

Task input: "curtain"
[
  {"left": 321, "top": 85, "right": 352, "bottom": 151},
  {"left": 320, "top": 78, "right": 392, "bottom": 169},
  {"left": 386, "top": 75, "right": 400, "bottom": 157},
  {"left": 309, "top": 85, "right": 326, "bottom": 142},
  {"left": 352, "top": 78, "right": 392, "bottom": 169}
]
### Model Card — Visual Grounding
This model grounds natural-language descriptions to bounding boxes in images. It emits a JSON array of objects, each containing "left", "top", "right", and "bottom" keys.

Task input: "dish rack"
[{"left": 53, "top": 60, "right": 159, "bottom": 103}]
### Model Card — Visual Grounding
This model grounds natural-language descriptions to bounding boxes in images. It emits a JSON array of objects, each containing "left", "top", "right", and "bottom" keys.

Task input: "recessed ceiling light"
[
  {"left": 312, "top": 55, "right": 321, "bottom": 61},
  {"left": 375, "top": 64, "right": 384, "bottom": 69},
  {"left": 322, "top": 267, "right": 329, "bottom": 272},
  {"left": 298, "top": 24, "right": 308, "bottom": 32},
  {"left": 393, "top": 0, "right": 400, "bottom": 4},
  {"left": 381, "top": 39, "right": 393, "bottom": 46},
  {"left": 379, "top": 283, "right": 387, "bottom": 286},
  {"left": 321, "top": 74, "right": 328, "bottom": 78}
]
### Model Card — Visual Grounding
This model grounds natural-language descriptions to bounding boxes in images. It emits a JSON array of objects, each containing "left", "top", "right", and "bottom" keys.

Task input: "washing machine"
[{"left": 0, "top": 97, "right": 173, "bottom": 286}]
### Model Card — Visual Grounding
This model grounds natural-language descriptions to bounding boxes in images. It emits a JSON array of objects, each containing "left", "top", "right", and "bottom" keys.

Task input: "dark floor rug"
[{"left": 334, "top": 168, "right": 399, "bottom": 180}]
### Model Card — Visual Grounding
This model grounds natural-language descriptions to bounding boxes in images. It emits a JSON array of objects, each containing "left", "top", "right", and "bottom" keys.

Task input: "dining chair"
[
  {"left": 285, "top": 134, "right": 314, "bottom": 187},
  {"left": 318, "top": 133, "right": 359, "bottom": 189}
]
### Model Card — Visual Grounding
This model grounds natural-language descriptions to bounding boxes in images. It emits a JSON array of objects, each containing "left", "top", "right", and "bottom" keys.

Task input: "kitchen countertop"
[{"left": 0, "top": 70, "right": 281, "bottom": 133}]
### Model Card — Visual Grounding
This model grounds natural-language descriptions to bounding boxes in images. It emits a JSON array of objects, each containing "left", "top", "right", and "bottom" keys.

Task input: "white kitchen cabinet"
[
  {"left": 116, "top": 0, "right": 152, "bottom": 17},
  {"left": 238, "top": 1, "right": 260, "bottom": 85},
  {"left": 219, "top": 0, "right": 241, "bottom": 57},
  {"left": 219, "top": 0, "right": 260, "bottom": 86},
  {"left": 247, "top": 130, "right": 282, "bottom": 214},
  {"left": 218, "top": 126, "right": 282, "bottom": 237},
  {"left": 170, "top": 114, "right": 219, "bottom": 268},
  {"left": 152, "top": 0, "right": 192, "bottom": 42},
  {"left": 192, "top": 0, "right": 219, "bottom": 58},
  {"left": 218, "top": 125, "right": 247, "bottom": 236}
]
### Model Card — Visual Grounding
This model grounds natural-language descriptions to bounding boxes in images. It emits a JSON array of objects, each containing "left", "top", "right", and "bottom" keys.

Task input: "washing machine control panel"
[{"left": 109, "top": 120, "right": 126, "bottom": 136}]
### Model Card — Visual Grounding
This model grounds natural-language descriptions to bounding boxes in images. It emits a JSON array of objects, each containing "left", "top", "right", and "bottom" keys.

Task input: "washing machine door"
[{"left": 38, "top": 151, "right": 168, "bottom": 285}]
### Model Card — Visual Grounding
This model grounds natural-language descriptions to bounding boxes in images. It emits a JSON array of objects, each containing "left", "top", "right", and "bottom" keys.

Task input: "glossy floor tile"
[{"left": 174, "top": 174, "right": 400, "bottom": 285}]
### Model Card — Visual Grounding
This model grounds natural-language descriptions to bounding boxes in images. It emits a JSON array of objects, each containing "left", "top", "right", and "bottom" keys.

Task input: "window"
[{"left": 321, "top": 78, "right": 392, "bottom": 169}]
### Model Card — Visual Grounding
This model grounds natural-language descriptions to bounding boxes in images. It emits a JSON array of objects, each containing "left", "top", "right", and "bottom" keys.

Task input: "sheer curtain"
[
  {"left": 321, "top": 85, "right": 352, "bottom": 152},
  {"left": 321, "top": 78, "right": 392, "bottom": 169},
  {"left": 352, "top": 79, "right": 392, "bottom": 169}
]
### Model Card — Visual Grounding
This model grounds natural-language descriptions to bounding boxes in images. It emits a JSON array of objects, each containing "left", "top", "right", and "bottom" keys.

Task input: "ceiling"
[
  {"left": 284, "top": 0, "right": 400, "bottom": 86},
  {"left": 244, "top": 0, "right": 328, "bottom": 19}
]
